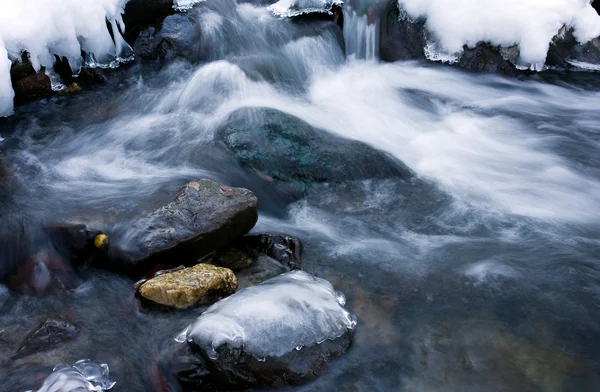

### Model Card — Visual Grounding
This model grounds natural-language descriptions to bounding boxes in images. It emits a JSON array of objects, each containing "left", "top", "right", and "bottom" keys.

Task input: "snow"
[
  {"left": 176, "top": 270, "right": 357, "bottom": 360},
  {"left": 0, "top": 0, "right": 132, "bottom": 117},
  {"left": 398, "top": 0, "right": 600, "bottom": 70},
  {"left": 174, "top": 0, "right": 206, "bottom": 12},
  {"left": 269, "top": 0, "right": 343, "bottom": 17}
]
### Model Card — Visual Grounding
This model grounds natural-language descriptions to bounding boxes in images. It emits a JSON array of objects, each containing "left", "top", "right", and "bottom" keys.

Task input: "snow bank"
[
  {"left": 398, "top": 0, "right": 600, "bottom": 69},
  {"left": 0, "top": 0, "right": 132, "bottom": 116}
]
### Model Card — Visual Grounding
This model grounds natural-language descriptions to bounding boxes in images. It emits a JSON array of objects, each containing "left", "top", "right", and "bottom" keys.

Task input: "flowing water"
[{"left": 1, "top": 1, "right": 600, "bottom": 391}]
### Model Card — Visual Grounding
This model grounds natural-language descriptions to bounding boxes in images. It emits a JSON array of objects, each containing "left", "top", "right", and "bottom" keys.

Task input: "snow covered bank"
[
  {"left": 0, "top": 0, "right": 133, "bottom": 117},
  {"left": 398, "top": 0, "right": 600, "bottom": 69}
]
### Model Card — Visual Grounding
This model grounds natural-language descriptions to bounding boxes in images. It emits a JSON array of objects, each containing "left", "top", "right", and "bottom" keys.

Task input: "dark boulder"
[
  {"left": 133, "top": 13, "right": 202, "bottom": 61},
  {"left": 238, "top": 233, "right": 303, "bottom": 270},
  {"left": 379, "top": 2, "right": 427, "bottom": 62},
  {"left": 215, "top": 107, "right": 412, "bottom": 195},
  {"left": 124, "top": 0, "right": 175, "bottom": 32},
  {"left": 457, "top": 43, "right": 519, "bottom": 76},
  {"left": 43, "top": 224, "right": 103, "bottom": 264},
  {"left": 162, "top": 271, "right": 356, "bottom": 390},
  {"left": 102, "top": 179, "right": 258, "bottom": 275},
  {"left": 15, "top": 318, "right": 80, "bottom": 359},
  {"left": 547, "top": 29, "right": 600, "bottom": 71}
]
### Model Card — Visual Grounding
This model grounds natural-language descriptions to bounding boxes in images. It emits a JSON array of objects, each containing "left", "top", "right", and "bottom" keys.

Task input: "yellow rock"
[{"left": 138, "top": 264, "right": 238, "bottom": 309}]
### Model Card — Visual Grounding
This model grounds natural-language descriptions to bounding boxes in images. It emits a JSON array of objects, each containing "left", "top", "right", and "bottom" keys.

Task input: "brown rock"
[{"left": 138, "top": 264, "right": 237, "bottom": 309}]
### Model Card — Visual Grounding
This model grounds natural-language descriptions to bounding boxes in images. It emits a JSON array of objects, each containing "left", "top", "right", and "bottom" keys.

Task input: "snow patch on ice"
[
  {"left": 269, "top": 0, "right": 343, "bottom": 17},
  {"left": 0, "top": 0, "right": 133, "bottom": 117},
  {"left": 27, "top": 359, "right": 116, "bottom": 392},
  {"left": 176, "top": 270, "right": 357, "bottom": 360},
  {"left": 398, "top": 0, "right": 600, "bottom": 69},
  {"left": 174, "top": 0, "right": 206, "bottom": 12}
]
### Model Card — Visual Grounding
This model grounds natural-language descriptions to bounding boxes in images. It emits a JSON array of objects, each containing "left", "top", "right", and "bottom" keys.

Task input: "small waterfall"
[{"left": 343, "top": 5, "right": 380, "bottom": 60}]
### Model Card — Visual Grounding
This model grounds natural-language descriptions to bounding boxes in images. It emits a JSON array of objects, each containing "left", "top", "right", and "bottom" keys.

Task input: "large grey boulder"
[
  {"left": 215, "top": 107, "right": 412, "bottom": 196},
  {"left": 104, "top": 180, "right": 258, "bottom": 275}
]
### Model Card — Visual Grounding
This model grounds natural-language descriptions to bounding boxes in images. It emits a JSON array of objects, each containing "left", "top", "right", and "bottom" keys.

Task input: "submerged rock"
[
  {"left": 212, "top": 247, "right": 254, "bottom": 271},
  {"left": 27, "top": 359, "right": 116, "bottom": 392},
  {"left": 138, "top": 264, "right": 238, "bottom": 309},
  {"left": 16, "top": 318, "right": 80, "bottom": 359},
  {"left": 104, "top": 179, "right": 258, "bottom": 275},
  {"left": 216, "top": 107, "right": 411, "bottom": 195},
  {"left": 43, "top": 224, "right": 103, "bottom": 264},
  {"left": 164, "top": 270, "right": 356, "bottom": 389}
]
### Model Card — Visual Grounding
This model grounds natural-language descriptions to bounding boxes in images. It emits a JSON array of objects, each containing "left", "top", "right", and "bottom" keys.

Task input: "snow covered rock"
[
  {"left": 395, "top": 0, "right": 600, "bottom": 71},
  {"left": 0, "top": 0, "right": 133, "bottom": 117},
  {"left": 163, "top": 270, "right": 357, "bottom": 389}
]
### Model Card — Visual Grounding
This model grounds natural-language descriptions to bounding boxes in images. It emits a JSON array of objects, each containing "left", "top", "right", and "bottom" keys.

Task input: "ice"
[
  {"left": 398, "top": 0, "right": 600, "bottom": 70},
  {"left": 176, "top": 270, "right": 357, "bottom": 360},
  {"left": 269, "top": 0, "right": 343, "bottom": 17},
  {"left": 27, "top": 360, "right": 116, "bottom": 392},
  {"left": 173, "top": 0, "right": 206, "bottom": 12},
  {"left": 0, "top": 0, "right": 133, "bottom": 117}
]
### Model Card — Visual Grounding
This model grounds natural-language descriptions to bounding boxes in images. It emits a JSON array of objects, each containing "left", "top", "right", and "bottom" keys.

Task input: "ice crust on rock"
[
  {"left": 174, "top": 0, "right": 206, "bottom": 12},
  {"left": 398, "top": 0, "right": 600, "bottom": 70},
  {"left": 28, "top": 359, "right": 116, "bottom": 392},
  {"left": 269, "top": 0, "right": 343, "bottom": 17},
  {"left": 0, "top": 0, "right": 133, "bottom": 117},
  {"left": 176, "top": 270, "right": 357, "bottom": 359}
]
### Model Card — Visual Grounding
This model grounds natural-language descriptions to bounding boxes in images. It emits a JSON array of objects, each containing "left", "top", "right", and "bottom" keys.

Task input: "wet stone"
[
  {"left": 138, "top": 263, "right": 238, "bottom": 309},
  {"left": 16, "top": 318, "right": 80, "bottom": 359},
  {"left": 103, "top": 179, "right": 258, "bottom": 276},
  {"left": 216, "top": 107, "right": 412, "bottom": 195}
]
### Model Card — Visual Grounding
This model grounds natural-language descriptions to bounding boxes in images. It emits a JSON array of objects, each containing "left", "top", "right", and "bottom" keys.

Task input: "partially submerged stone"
[
  {"left": 16, "top": 318, "right": 80, "bottom": 359},
  {"left": 216, "top": 108, "right": 411, "bottom": 195},
  {"left": 167, "top": 270, "right": 356, "bottom": 389},
  {"left": 138, "top": 264, "right": 238, "bottom": 309},
  {"left": 240, "top": 233, "right": 303, "bottom": 270},
  {"left": 108, "top": 179, "right": 258, "bottom": 275}
]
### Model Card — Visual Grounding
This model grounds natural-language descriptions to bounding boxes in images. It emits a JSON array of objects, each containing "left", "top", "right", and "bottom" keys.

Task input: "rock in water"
[
  {"left": 111, "top": 179, "right": 258, "bottom": 275},
  {"left": 28, "top": 360, "right": 115, "bottom": 392},
  {"left": 166, "top": 270, "right": 357, "bottom": 389},
  {"left": 216, "top": 107, "right": 412, "bottom": 192},
  {"left": 138, "top": 264, "right": 238, "bottom": 309},
  {"left": 16, "top": 318, "right": 80, "bottom": 358},
  {"left": 240, "top": 233, "right": 303, "bottom": 270}
]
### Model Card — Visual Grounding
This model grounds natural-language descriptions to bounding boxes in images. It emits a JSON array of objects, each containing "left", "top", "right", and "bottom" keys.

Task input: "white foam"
[
  {"left": 398, "top": 0, "right": 600, "bottom": 69},
  {"left": 0, "top": 0, "right": 133, "bottom": 116},
  {"left": 177, "top": 270, "right": 357, "bottom": 359}
]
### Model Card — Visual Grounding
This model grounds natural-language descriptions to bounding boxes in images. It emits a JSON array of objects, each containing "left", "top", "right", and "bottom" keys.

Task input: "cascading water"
[
  {"left": 1, "top": 0, "right": 600, "bottom": 391},
  {"left": 343, "top": 1, "right": 380, "bottom": 60}
]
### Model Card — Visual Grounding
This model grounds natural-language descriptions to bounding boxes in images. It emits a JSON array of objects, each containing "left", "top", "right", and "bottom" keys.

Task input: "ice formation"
[
  {"left": 0, "top": 0, "right": 133, "bottom": 117},
  {"left": 174, "top": 0, "right": 206, "bottom": 12},
  {"left": 176, "top": 270, "right": 357, "bottom": 359},
  {"left": 27, "top": 360, "right": 116, "bottom": 392},
  {"left": 398, "top": 0, "right": 600, "bottom": 70},
  {"left": 269, "top": 0, "right": 343, "bottom": 17}
]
